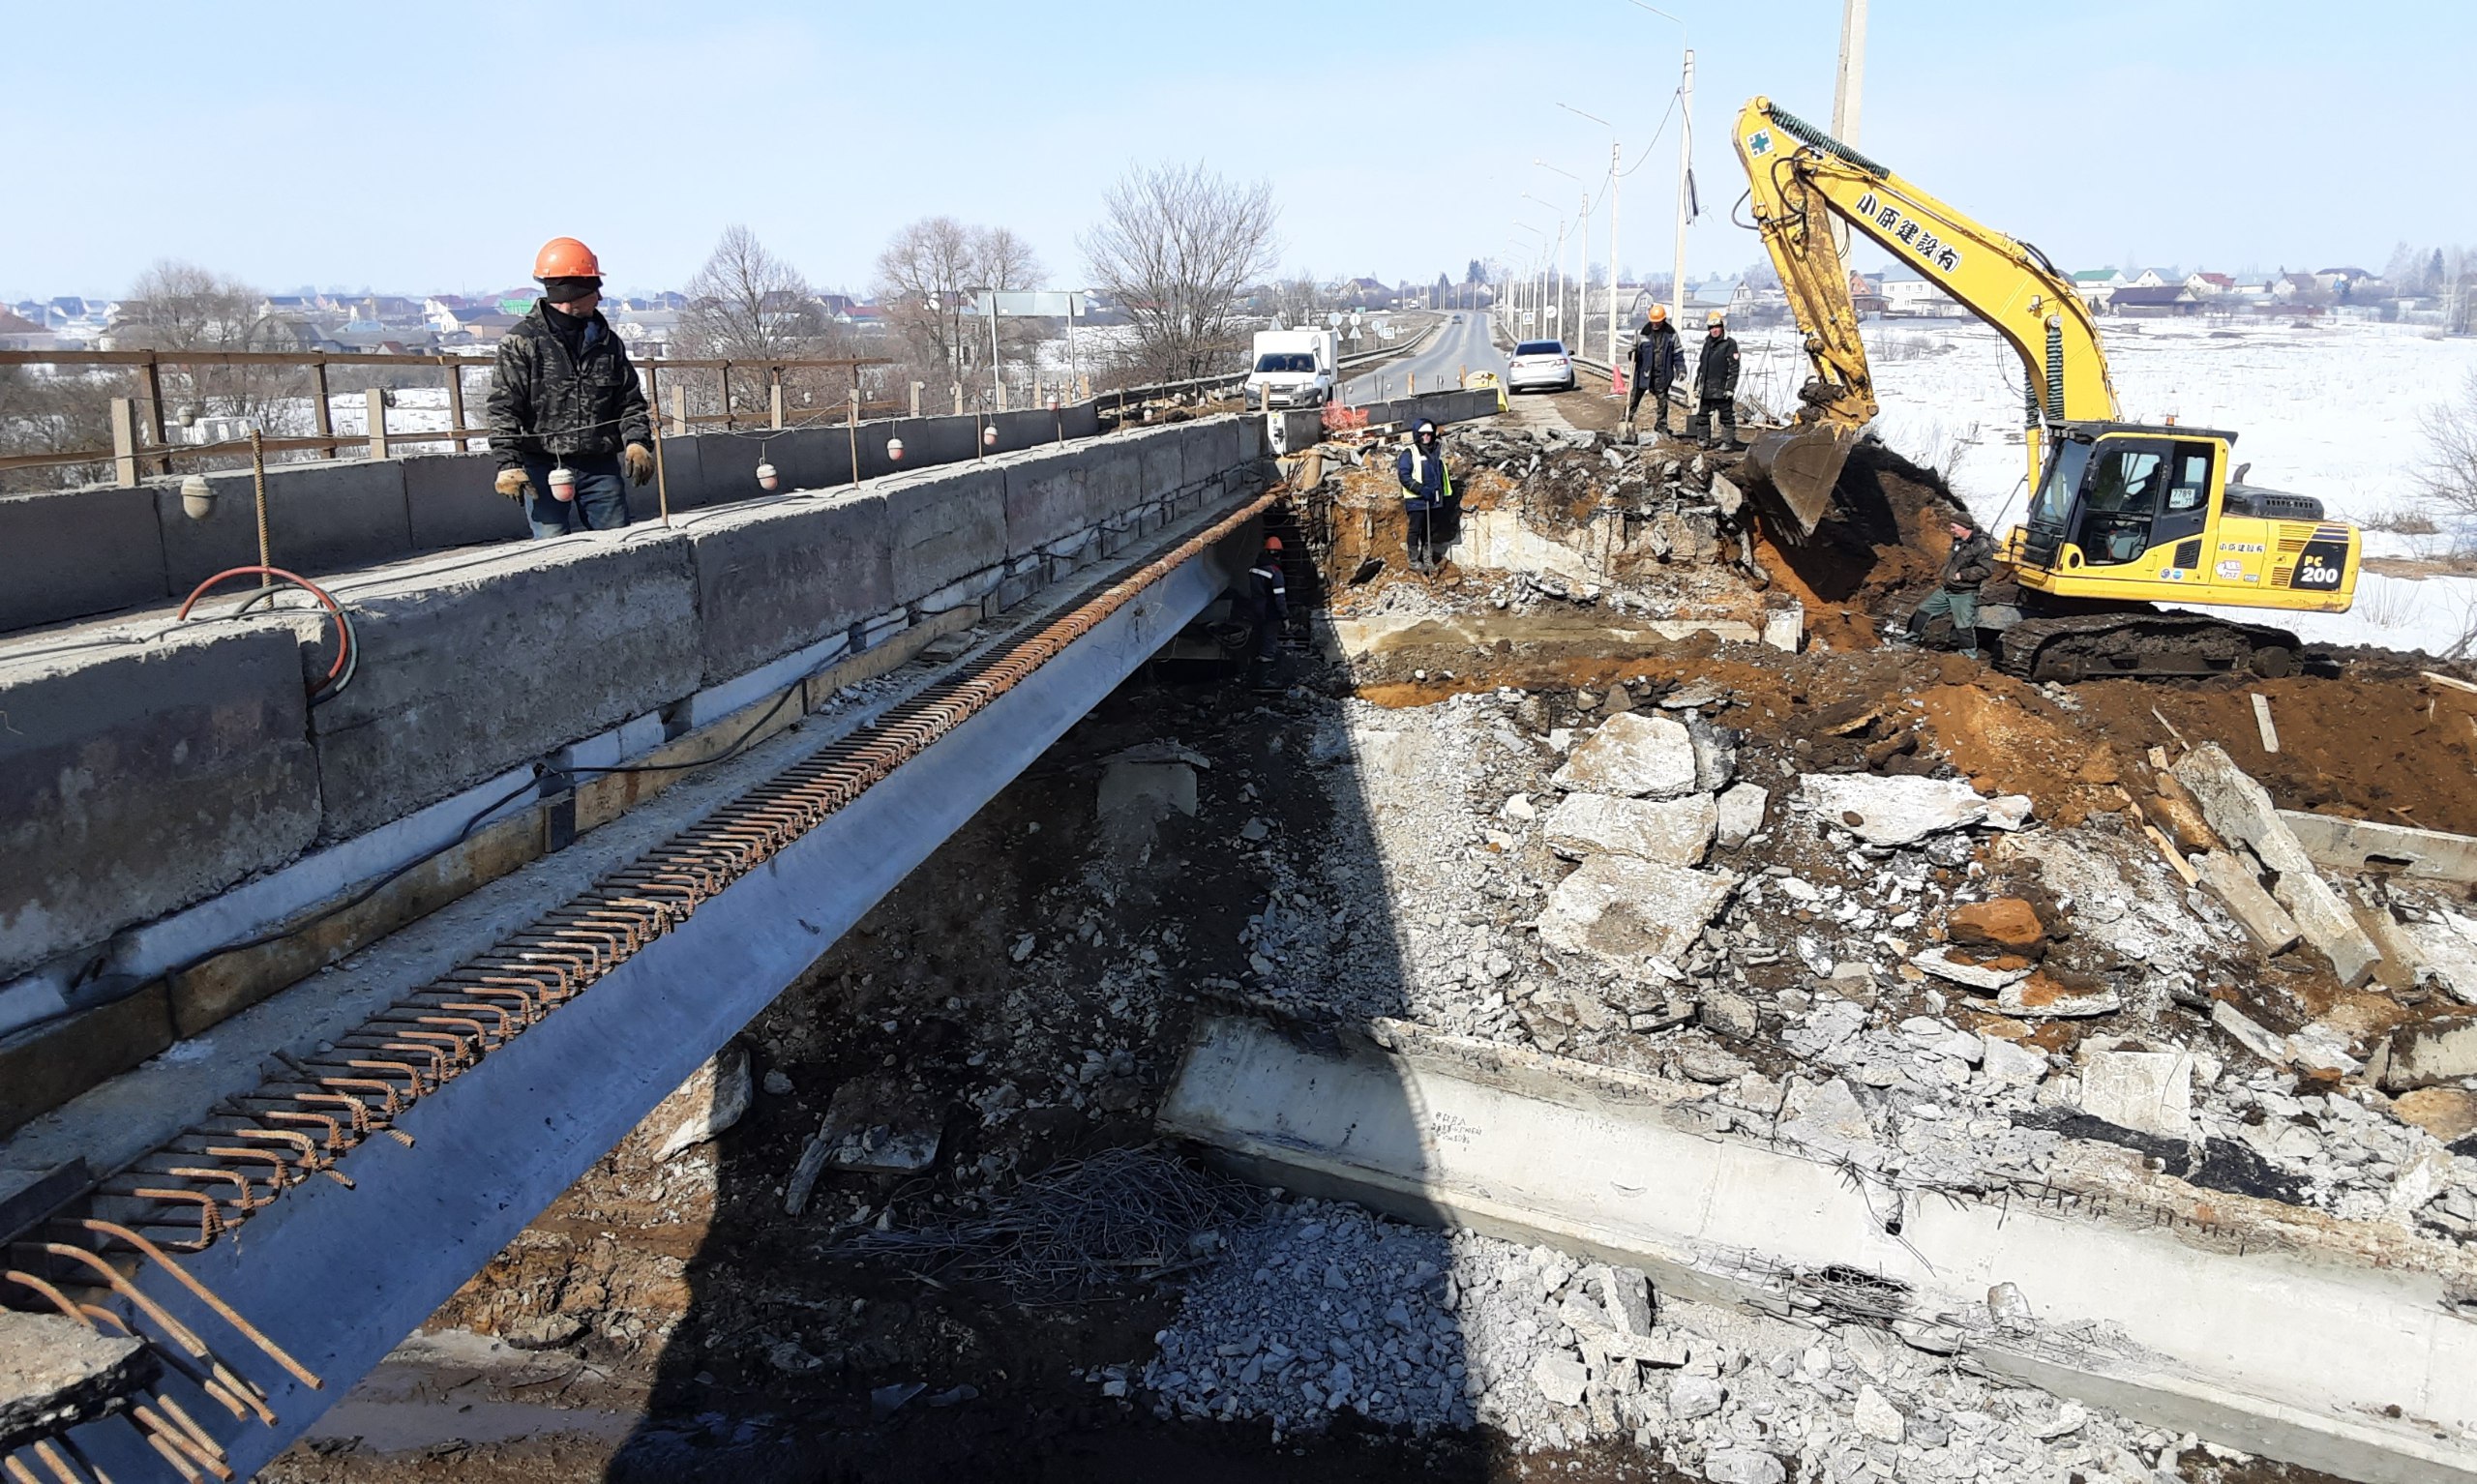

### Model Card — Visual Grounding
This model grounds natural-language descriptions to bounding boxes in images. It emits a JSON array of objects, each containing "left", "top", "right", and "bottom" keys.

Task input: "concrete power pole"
[
  {"left": 1830, "top": 0, "right": 1868, "bottom": 255},
  {"left": 1672, "top": 47, "right": 1693, "bottom": 325}
]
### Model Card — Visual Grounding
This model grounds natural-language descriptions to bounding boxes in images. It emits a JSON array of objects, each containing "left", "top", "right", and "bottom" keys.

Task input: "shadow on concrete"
[{"left": 601, "top": 577, "right": 1491, "bottom": 1479}]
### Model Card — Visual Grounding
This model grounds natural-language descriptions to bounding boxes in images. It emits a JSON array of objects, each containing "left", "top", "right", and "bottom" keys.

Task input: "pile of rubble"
[
  {"left": 1315, "top": 427, "right": 1781, "bottom": 618},
  {"left": 1139, "top": 1200, "right": 2228, "bottom": 1484}
]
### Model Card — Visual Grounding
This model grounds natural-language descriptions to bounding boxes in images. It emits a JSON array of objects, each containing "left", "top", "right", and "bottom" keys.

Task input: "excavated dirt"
[{"left": 257, "top": 417, "right": 2471, "bottom": 1484}]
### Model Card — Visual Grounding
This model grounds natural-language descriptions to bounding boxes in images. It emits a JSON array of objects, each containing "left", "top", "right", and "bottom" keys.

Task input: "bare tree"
[
  {"left": 1082, "top": 161, "right": 1278, "bottom": 384},
  {"left": 1270, "top": 272, "right": 1325, "bottom": 329},
  {"left": 0, "top": 363, "right": 124, "bottom": 493},
  {"left": 677, "top": 225, "right": 845, "bottom": 419},
  {"left": 2419, "top": 367, "right": 2477, "bottom": 555},
  {"left": 873, "top": 217, "right": 1045, "bottom": 406},
  {"left": 112, "top": 259, "right": 304, "bottom": 434}
]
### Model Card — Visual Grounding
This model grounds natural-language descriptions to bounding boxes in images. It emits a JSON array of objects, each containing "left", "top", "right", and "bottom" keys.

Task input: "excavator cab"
[{"left": 2007, "top": 422, "right": 2359, "bottom": 614}]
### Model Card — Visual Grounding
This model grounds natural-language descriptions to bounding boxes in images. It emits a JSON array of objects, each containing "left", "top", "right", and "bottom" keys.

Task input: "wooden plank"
[
  {"left": 2251, "top": 693, "right": 2280, "bottom": 754},
  {"left": 2423, "top": 669, "right": 2477, "bottom": 696}
]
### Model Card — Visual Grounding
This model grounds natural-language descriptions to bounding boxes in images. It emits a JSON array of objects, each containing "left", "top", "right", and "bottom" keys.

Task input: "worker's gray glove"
[{"left": 623, "top": 442, "right": 655, "bottom": 488}]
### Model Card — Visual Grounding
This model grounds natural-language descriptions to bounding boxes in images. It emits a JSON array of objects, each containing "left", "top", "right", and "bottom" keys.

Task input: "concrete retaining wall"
[
  {"left": 0, "top": 621, "right": 318, "bottom": 983},
  {"left": 0, "top": 416, "right": 1267, "bottom": 1003},
  {"left": 5, "top": 401, "right": 1114, "bottom": 636}
]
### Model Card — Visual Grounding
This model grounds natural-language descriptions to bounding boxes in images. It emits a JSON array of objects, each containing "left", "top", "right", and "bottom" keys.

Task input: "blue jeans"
[{"left": 519, "top": 452, "right": 630, "bottom": 538}]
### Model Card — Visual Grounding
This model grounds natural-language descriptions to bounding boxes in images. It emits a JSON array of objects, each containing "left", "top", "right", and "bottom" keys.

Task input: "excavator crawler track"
[{"left": 1994, "top": 610, "right": 2306, "bottom": 682}]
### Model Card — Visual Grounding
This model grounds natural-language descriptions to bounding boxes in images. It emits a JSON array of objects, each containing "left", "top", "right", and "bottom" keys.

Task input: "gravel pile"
[{"left": 1133, "top": 1195, "right": 2222, "bottom": 1482}]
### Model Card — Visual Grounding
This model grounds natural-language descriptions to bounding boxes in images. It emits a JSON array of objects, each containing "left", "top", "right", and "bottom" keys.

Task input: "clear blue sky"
[{"left": 7, "top": 0, "right": 2469, "bottom": 300}]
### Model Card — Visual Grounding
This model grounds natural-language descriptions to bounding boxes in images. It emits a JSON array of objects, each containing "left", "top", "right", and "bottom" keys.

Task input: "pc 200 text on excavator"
[{"left": 1728, "top": 95, "right": 2360, "bottom": 682}]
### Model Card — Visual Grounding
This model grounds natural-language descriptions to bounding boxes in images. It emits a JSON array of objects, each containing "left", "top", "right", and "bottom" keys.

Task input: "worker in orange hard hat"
[
  {"left": 1232, "top": 533, "right": 1290, "bottom": 690},
  {"left": 485, "top": 237, "right": 656, "bottom": 538},
  {"left": 1625, "top": 302, "right": 1682, "bottom": 442}
]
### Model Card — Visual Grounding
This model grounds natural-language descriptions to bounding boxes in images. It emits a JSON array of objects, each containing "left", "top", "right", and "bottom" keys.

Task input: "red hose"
[{"left": 176, "top": 566, "right": 353, "bottom": 697}]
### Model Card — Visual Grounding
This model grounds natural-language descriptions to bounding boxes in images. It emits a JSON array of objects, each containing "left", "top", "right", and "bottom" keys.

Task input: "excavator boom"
[{"left": 1731, "top": 97, "right": 2120, "bottom": 533}]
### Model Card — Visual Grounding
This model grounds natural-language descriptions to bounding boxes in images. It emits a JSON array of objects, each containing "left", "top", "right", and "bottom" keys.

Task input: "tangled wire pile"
[{"left": 841, "top": 1145, "right": 1266, "bottom": 1303}]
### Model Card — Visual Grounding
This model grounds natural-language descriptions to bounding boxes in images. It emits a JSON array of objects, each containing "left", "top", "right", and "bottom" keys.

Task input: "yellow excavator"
[{"left": 1729, "top": 96, "right": 2360, "bottom": 680}]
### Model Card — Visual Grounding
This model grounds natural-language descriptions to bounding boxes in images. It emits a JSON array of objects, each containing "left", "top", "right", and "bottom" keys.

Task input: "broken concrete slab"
[
  {"left": 2172, "top": 744, "right": 2381, "bottom": 987},
  {"left": 2272, "top": 872, "right": 2383, "bottom": 989},
  {"left": 1776, "top": 1076, "right": 1889, "bottom": 1170},
  {"left": 2393, "top": 1088, "right": 2477, "bottom": 1144},
  {"left": 1542, "top": 792, "right": 1717, "bottom": 866},
  {"left": 1789, "top": 774, "right": 2032, "bottom": 848},
  {"left": 651, "top": 1043, "right": 752, "bottom": 1163},
  {"left": 1715, "top": 783, "right": 1768, "bottom": 848},
  {"left": 1979, "top": 1038, "right": 2049, "bottom": 1086},
  {"left": 1535, "top": 855, "right": 1741, "bottom": 968},
  {"left": 0, "top": 1312, "right": 157, "bottom": 1452},
  {"left": 2373, "top": 1012, "right": 2477, "bottom": 1094},
  {"left": 1549, "top": 712, "right": 1699, "bottom": 799},
  {"left": 1910, "top": 948, "right": 2032, "bottom": 993},
  {"left": 2277, "top": 809, "right": 2477, "bottom": 886},
  {"left": 1098, "top": 748, "right": 1201, "bottom": 819},
  {"left": 1994, "top": 975, "right": 2123, "bottom": 1019},
  {"left": 2398, "top": 914, "right": 2477, "bottom": 1004},
  {"left": 2195, "top": 851, "right": 2302, "bottom": 956},
  {"left": 2211, "top": 1000, "right": 2294, "bottom": 1066},
  {"left": 1157, "top": 1015, "right": 2477, "bottom": 1483},
  {"left": 813, "top": 1075, "right": 946, "bottom": 1175},
  {"left": 2077, "top": 1050, "right": 2194, "bottom": 1140}
]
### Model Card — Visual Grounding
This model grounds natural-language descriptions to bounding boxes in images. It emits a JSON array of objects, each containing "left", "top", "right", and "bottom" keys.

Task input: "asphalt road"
[{"left": 1341, "top": 312, "right": 1506, "bottom": 403}]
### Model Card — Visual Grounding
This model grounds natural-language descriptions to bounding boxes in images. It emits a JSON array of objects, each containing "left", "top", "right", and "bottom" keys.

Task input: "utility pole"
[
  {"left": 1608, "top": 138, "right": 1622, "bottom": 366},
  {"left": 1673, "top": 47, "right": 1694, "bottom": 325},
  {"left": 1831, "top": 0, "right": 1869, "bottom": 255}
]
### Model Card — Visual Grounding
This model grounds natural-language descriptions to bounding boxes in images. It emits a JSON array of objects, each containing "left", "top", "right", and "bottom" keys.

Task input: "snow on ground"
[{"left": 1734, "top": 316, "right": 2477, "bottom": 658}]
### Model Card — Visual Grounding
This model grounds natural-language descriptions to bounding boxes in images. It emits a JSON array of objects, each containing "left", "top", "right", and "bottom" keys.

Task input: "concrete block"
[
  {"left": 403, "top": 452, "right": 525, "bottom": 550},
  {"left": 0, "top": 485, "right": 170, "bottom": 631},
  {"left": 1136, "top": 426, "right": 1183, "bottom": 497},
  {"left": 2173, "top": 744, "right": 2313, "bottom": 875},
  {"left": 682, "top": 490, "right": 893, "bottom": 686},
  {"left": 1002, "top": 445, "right": 1105, "bottom": 556},
  {"left": 305, "top": 533, "right": 701, "bottom": 839},
  {"left": 2278, "top": 810, "right": 2477, "bottom": 885},
  {"left": 1180, "top": 417, "right": 1244, "bottom": 488},
  {"left": 1542, "top": 792, "right": 1716, "bottom": 865},
  {"left": 0, "top": 620, "right": 318, "bottom": 980},
  {"left": 2077, "top": 1048, "right": 2194, "bottom": 1139},
  {"left": 1535, "top": 854, "right": 1739, "bottom": 968},
  {"left": 1550, "top": 713, "right": 1699, "bottom": 799},
  {"left": 158, "top": 458, "right": 413, "bottom": 592},
  {"left": 2374, "top": 1012, "right": 2477, "bottom": 1092},
  {"left": 2195, "top": 850, "right": 2303, "bottom": 955},
  {"left": 0, "top": 984, "right": 173, "bottom": 1138},
  {"left": 883, "top": 463, "right": 1006, "bottom": 600},
  {"left": 2271, "top": 871, "right": 2383, "bottom": 988}
]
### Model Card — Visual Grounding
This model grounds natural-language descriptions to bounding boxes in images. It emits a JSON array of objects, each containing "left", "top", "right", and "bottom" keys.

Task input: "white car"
[{"left": 1507, "top": 340, "right": 1574, "bottom": 393}]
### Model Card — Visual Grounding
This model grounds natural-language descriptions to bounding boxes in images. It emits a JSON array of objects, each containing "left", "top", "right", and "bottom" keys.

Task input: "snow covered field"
[{"left": 1734, "top": 317, "right": 2477, "bottom": 657}]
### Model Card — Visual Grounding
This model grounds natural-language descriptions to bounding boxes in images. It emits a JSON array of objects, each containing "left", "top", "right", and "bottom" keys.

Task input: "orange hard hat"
[
  {"left": 1264, "top": 535, "right": 1283, "bottom": 551},
  {"left": 1647, "top": 304, "right": 1667, "bottom": 322},
  {"left": 533, "top": 237, "right": 602, "bottom": 279}
]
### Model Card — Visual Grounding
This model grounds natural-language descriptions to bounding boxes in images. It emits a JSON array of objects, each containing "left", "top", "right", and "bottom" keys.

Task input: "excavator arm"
[{"left": 1731, "top": 96, "right": 2120, "bottom": 533}]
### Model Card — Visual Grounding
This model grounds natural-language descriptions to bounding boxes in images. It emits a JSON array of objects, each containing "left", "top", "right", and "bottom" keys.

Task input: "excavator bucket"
[{"left": 1745, "top": 421, "right": 1861, "bottom": 539}]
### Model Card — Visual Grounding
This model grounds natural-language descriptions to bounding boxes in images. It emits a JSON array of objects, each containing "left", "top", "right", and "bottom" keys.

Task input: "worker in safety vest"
[
  {"left": 486, "top": 237, "right": 656, "bottom": 538},
  {"left": 1394, "top": 419, "right": 1453, "bottom": 571}
]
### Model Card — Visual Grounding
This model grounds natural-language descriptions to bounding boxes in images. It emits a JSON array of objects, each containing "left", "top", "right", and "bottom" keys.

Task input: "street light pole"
[
  {"left": 1559, "top": 102, "right": 1625, "bottom": 367},
  {"left": 1630, "top": 4, "right": 1692, "bottom": 326}
]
